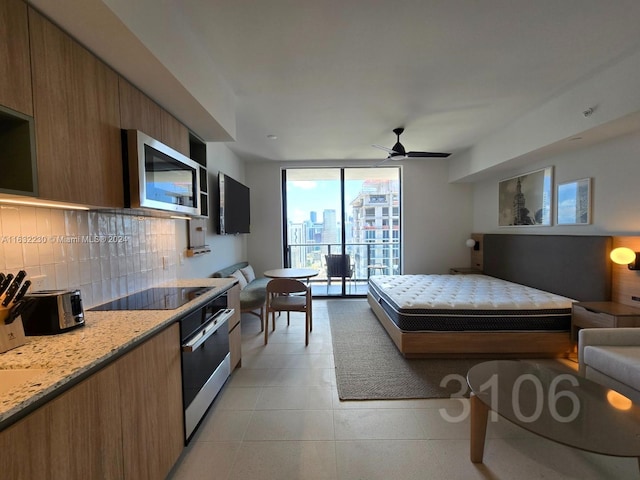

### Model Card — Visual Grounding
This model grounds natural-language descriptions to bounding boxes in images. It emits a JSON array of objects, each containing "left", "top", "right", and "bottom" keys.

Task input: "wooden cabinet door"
[
  {"left": 119, "top": 323, "right": 184, "bottom": 479},
  {"left": 118, "top": 77, "right": 162, "bottom": 140},
  {"left": 29, "top": 8, "right": 123, "bottom": 207},
  {"left": 161, "top": 109, "right": 190, "bottom": 156},
  {"left": 0, "top": 0, "right": 32, "bottom": 115},
  {"left": 120, "top": 76, "right": 189, "bottom": 157},
  {"left": 228, "top": 284, "right": 242, "bottom": 370},
  {"left": 0, "top": 362, "right": 123, "bottom": 480}
]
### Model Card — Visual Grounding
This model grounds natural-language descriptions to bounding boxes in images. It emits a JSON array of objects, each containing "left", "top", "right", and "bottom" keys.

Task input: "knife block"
[{"left": 0, "top": 307, "right": 26, "bottom": 353}]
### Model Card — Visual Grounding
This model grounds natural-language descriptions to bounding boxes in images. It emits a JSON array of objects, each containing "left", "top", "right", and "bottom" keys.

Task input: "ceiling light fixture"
[{"left": 267, "top": 134, "right": 278, "bottom": 140}]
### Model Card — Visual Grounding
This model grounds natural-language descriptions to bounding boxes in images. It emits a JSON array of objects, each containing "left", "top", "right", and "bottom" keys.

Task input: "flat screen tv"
[{"left": 217, "top": 173, "right": 250, "bottom": 234}]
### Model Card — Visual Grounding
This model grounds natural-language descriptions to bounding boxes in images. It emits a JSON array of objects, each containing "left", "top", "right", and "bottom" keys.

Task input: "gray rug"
[{"left": 327, "top": 300, "right": 566, "bottom": 401}]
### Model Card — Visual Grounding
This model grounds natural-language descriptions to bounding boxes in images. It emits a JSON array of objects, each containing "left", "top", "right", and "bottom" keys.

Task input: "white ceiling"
[{"left": 29, "top": 0, "right": 640, "bottom": 164}]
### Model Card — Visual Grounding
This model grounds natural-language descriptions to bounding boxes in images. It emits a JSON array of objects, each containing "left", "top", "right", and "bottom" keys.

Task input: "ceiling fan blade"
[
  {"left": 406, "top": 151, "right": 451, "bottom": 158},
  {"left": 372, "top": 144, "right": 397, "bottom": 154}
]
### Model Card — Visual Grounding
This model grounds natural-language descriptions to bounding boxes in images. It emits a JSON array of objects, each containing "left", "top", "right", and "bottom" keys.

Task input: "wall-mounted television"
[{"left": 217, "top": 173, "right": 250, "bottom": 234}]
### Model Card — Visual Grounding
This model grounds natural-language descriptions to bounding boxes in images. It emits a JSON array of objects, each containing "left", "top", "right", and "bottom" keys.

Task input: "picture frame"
[
  {"left": 498, "top": 166, "right": 553, "bottom": 227},
  {"left": 556, "top": 177, "right": 591, "bottom": 225}
]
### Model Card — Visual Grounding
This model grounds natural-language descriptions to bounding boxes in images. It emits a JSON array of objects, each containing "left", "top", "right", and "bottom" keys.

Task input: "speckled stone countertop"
[{"left": 0, "top": 278, "right": 236, "bottom": 431}]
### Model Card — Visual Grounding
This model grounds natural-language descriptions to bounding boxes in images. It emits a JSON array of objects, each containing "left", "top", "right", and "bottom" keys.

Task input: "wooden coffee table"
[{"left": 467, "top": 360, "right": 640, "bottom": 469}]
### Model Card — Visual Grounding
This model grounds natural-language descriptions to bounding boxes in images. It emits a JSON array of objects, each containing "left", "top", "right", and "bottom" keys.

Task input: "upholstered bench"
[
  {"left": 579, "top": 328, "right": 640, "bottom": 403},
  {"left": 212, "top": 262, "right": 269, "bottom": 324}
]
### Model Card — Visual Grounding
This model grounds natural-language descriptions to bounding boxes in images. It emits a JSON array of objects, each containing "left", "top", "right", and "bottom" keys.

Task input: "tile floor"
[{"left": 168, "top": 300, "right": 638, "bottom": 480}]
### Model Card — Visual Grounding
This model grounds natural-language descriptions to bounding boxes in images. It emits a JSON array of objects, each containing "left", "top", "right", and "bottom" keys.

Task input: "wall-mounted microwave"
[{"left": 123, "top": 130, "right": 201, "bottom": 216}]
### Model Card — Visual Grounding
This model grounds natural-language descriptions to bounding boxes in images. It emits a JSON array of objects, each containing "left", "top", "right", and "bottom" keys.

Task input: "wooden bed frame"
[{"left": 369, "top": 234, "right": 613, "bottom": 358}]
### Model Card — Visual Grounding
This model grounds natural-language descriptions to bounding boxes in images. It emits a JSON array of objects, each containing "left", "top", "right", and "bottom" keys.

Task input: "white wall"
[
  {"left": 472, "top": 130, "right": 640, "bottom": 234},
  {"left": 450, "top": 47, "right": 640, "bottom": 183},
  {"left": 245, "top": 159, "right": 474, "bottom": 276},
  {"left": 176, "top": 143, "right": 248, "bottom": 279},
  {"left": 402, "top": 160, "right": 474, "bottom": 273}
]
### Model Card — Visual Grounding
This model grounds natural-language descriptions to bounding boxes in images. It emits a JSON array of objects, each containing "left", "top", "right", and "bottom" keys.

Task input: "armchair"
[{"left": 579, "top": 328, "right": 640, "bottom": 403}]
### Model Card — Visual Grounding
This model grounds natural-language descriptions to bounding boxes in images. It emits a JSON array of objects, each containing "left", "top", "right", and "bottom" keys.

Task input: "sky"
[{"left": 286, "top": 180, "right": 364, "bottom": 224}]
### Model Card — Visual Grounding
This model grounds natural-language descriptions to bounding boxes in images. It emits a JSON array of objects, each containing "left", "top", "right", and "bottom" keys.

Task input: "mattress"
[{"left": 368, "top": 274, "right": 574, "bottom": 332}]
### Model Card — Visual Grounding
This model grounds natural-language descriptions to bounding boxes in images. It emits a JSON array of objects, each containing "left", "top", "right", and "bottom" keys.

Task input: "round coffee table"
[{"left": 467, "top": 360, "right": 640, "bottom": 468}]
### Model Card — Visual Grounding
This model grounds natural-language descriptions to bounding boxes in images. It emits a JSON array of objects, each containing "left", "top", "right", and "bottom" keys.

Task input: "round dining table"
[{"left": 263, "top": 268, "right": 319, "bottom": 280}]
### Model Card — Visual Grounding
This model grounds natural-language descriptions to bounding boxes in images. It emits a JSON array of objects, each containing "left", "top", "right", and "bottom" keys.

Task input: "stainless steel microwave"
[{"left": 124, "top": 129, "right": 201, "bottom": 215}]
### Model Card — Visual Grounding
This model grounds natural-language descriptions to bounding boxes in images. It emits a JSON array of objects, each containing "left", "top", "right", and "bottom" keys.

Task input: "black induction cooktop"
[{"left": 89, "top": 286, "right": 214, "bottom": 311}]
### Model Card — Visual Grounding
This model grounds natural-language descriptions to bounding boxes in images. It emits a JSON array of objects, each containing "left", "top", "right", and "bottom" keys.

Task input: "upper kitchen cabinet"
[
  {"left": 120, "top": 77, "right": 190, "bottom": 158},
  {"left": 161, "top": 109, "right": 190, "bottom": 157},
  {"left": 28, "top": 8, "right": 123, "bottom": 208},
  {"left": 0, "top": 0, "right": 32, "bottom": 116},
  {"left": 118, "top": 77, "right": 163, "bottom": 141}
]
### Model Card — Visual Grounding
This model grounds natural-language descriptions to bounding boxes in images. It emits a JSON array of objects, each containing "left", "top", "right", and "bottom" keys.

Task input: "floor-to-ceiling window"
[{"left": 282, "top": 167, "right": 401, "bottom": 297}]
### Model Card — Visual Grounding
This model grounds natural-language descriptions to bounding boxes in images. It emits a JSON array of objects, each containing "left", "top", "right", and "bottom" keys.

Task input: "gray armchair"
[{"left": 579, "top": 328, "right": 640, "bottom": 403}]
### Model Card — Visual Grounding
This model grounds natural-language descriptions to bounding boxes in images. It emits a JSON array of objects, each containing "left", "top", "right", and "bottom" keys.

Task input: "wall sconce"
[
  {"left": 466, "top": 238, "right": 480, "bottom": 251},
  {"left": 610, "top": 247, "right": 640, "bottom": 270}
]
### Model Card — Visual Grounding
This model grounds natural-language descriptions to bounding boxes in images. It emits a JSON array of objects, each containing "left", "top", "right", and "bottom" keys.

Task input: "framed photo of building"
[
  {"left": 556, "top": 178, "right": 591, "bottom": 225},
  {"left": 498, "top": 167, "right": 553, "bottom": 226}
]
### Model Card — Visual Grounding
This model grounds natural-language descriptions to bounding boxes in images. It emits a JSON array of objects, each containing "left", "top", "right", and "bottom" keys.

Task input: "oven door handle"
[{"left": 181, "top": 308, "right": 234, "bottom": 353}]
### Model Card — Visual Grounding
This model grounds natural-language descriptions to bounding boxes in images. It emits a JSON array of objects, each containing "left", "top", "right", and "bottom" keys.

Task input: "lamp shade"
[
  {"left": 610, "top": 247, "right": 636, "bottom": 265},
  {"left": 465, "top": 239, "right": 476, "bottom": 248}
]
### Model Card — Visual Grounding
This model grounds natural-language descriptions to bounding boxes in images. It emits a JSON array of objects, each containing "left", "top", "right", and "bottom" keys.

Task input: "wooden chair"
[
  {"left": 325, "top": 254, "right": 354, "bottom": 294},
  {"left": 264, "top": 278, "right": 313, "bottom": 345}
]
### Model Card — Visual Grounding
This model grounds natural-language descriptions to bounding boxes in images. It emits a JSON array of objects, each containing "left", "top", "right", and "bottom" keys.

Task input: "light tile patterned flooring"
[{"left": 168, "top": 300, "right": 637, "bottom": 480}]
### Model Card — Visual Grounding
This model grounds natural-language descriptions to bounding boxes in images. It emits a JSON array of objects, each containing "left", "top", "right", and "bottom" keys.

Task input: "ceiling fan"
[{"left": 372, "top": 127, "right": 451, "bottom": 160}]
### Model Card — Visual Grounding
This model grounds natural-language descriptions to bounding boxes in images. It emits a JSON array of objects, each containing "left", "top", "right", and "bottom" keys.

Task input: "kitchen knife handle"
[
  {"left": 13, "top": 270, "right": 26, "bottom": 287},
  {"left": 0, "top": 274, "right": 14, "bottom": 296},
  {"left": 2, "top": 278, "right": 22, "bottom": 307},
  {"left": 13, "top": 280, "right": 31, "bottom": 303}
]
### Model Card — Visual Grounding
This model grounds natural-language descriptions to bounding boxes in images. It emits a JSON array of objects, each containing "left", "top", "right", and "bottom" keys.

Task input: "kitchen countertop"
[{"left": 0, "top": 278, "right": 237, "bottom": 431}]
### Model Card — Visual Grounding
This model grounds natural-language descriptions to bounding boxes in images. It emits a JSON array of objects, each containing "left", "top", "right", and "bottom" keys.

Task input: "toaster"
[{"left": 21, "top": 289, "right": 85, "bottom": 335}]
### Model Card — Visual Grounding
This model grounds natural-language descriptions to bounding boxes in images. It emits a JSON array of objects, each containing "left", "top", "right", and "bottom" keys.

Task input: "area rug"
[{"left": 327, "top": 300, "right": 573, "bottom": 401}]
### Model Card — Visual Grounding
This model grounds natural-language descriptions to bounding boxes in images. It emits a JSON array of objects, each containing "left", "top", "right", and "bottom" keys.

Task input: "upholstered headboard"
[{"left": 482, "top": 234, "right": 612, "bottom": 301}]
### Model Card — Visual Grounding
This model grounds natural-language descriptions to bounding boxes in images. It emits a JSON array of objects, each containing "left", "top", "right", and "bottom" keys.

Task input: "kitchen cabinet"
[
  {"left": 118, "top": 77, "right": 163, "bottom": 141},
  {"left": 119, "top": 77, "right": 190, "bottom": 157},
  {"left": 228, "top": 283, "right": 242, "bottom": 370},
  {"left": 0, "top": 0, "right": 32, "bottom": 116},
  {"left": 0, "top": 324, "right": 182, "bottom": 479},
  {"left": 119, "top": 323, "right": 183, "bottom": 479},
  {"left": 0, "top": 362, "right": 123, "bottom": 479},
  {"left": 161, "top": 108, "right": 190, "bottom": 156},
  {"left": 28, "top": 7, "right": 123, "bottom": 208}
]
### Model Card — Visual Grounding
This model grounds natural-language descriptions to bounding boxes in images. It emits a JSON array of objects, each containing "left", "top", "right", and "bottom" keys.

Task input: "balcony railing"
[{"left": 286, "top": 242, "right": 400, "bottom": 284}]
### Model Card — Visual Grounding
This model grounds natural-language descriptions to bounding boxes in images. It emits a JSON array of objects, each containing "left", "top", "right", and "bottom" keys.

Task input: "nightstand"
[
  {"left": 449, "top": 267, "right": 482, "bottom": 275},
  {"left": 571, "top": 302, "right": 640, "bottom": 342}
]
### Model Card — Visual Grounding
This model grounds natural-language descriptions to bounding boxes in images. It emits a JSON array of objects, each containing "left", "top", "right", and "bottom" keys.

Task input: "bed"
[{"left": 367, "top": 234, "right": 613, "bottom": 358}]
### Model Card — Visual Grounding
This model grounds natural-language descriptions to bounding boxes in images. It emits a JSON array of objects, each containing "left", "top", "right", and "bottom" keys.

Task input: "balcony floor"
[{"left": 309, "top": 279, "right": 370, "bottom": 297}]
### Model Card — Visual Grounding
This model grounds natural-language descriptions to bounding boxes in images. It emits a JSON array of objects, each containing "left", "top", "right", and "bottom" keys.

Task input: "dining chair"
[{"left": 264, "top": 278, "right": 312, "bottom": 345}]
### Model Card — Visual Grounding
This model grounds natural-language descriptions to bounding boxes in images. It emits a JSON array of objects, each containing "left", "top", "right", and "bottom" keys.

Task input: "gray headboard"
[{"left": 482, "top": 234, "right": 612, "bottom": 301}]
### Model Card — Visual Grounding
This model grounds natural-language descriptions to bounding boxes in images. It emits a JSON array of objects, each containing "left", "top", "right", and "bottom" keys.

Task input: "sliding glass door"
[{"left": 283, "top": 167, "right": 401, "bottom": 297}]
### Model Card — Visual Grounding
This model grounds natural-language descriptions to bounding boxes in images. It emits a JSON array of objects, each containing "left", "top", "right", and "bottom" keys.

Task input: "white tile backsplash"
[{"left": 0, "top": 205, "right": 178, "bottom": 307}]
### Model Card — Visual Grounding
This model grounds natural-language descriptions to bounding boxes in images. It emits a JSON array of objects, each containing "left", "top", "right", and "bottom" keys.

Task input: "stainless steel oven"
[{"left": 180, "top": 291, "right": 234, "bottom": 441}]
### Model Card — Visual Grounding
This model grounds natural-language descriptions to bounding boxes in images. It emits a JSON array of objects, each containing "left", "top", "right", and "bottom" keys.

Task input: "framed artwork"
[
  {"left": 556, "top": 178, "right": 591, "bottom": 225},
  {"left": 498, "top": 166, "right": 553, "bottom": 226}
]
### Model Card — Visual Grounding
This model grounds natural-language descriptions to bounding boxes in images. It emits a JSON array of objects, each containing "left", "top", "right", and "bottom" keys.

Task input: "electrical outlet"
[{"left": 29, "top": 274, "right": 46, "bottom": 292}]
